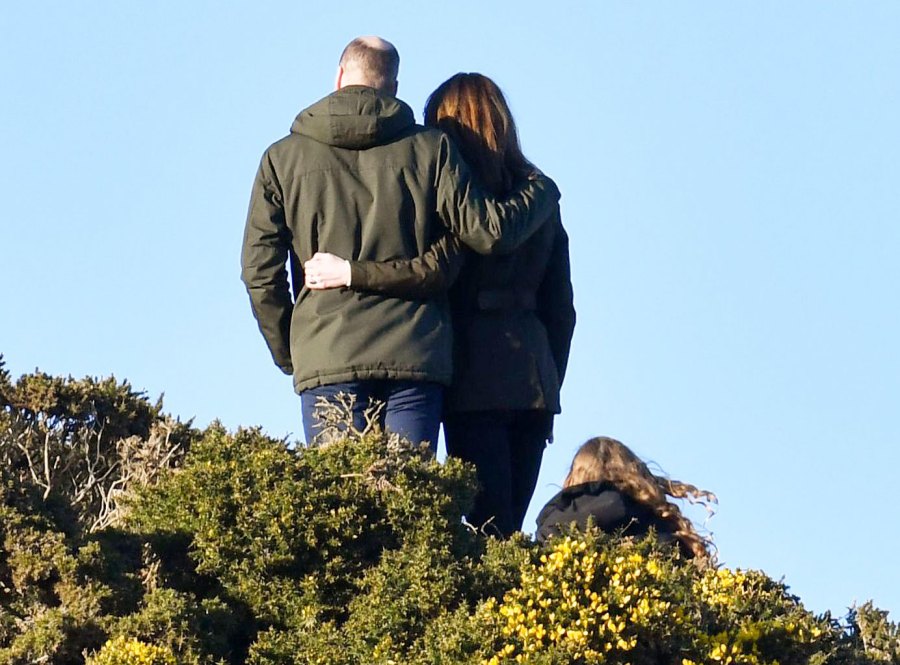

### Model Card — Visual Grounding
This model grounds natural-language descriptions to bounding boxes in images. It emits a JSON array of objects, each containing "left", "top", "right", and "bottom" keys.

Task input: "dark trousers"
[
  {"left": 443, "top": 410, "right": 549, "bottom": 537},
  {"left": 300, "top": 380, "right": 443, "bottom": 453}
]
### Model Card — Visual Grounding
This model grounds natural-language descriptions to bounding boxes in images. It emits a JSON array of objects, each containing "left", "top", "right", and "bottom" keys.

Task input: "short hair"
[{"left": 339, "top": 37, "right": 399, "bottom": 92}]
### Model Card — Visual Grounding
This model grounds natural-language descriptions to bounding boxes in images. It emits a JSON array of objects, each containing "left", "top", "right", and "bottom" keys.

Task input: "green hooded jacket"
[{"left": 241, "top": 86, "right": 559, "bottom": 393}]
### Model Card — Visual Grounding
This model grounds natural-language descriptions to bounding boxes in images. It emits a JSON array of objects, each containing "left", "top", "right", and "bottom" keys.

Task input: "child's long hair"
[{"left": 564, "top": 437, "right": 717, "bottom": 561}]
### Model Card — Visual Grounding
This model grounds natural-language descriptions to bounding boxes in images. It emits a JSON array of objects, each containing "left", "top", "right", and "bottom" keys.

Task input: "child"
[{"left": 535, "top": 437, "right": 716, "bottom": 560}]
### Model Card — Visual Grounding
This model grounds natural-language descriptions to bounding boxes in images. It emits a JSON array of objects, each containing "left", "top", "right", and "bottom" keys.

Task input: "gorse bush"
[
  {"left": 471, "top": 533, "right": 835, "bottom": 664},
  {"left": 124, "top": 421, "right": 481, "bottom": 619},
  {"left": 0, "top": 358, "right": 192, "bottom": 534},
  {"left": 0, "top": 358, "right": 194, "bottom": 664},
  {"left": 87, "top": 637, "right": 176, "bottom": 665},
  {"left": 0, "top": 357, "right": 897, "bottom": 663},
  {"left": 481, "top": 536, "right": 692, "bottom": 663},
  {"left": 122, "top": 412, "right": 491, "bottom": 664}
]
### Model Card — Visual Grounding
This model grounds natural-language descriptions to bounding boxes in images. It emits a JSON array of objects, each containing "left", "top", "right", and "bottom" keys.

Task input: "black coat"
[
  {"left": 535, "top": 481, "right": 691, "bottom": 557},
  {"left": 444, "top": 208, "right": 575, "bottom": 415}
]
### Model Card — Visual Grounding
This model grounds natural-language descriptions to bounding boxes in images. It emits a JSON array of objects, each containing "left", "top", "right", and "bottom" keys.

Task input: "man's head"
[{"left": 335, "top": 36, "right": 399, "bottom": 96}]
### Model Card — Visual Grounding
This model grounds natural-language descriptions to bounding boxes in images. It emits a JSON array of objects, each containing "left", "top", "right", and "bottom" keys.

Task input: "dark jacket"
[
  {"left": 535, "top": 482, "right": 689, "bottom": 556},
  {"left": 348, "top": 204, "right": 575, "bottom": 415},
  {"left": 241, "top": 87, "right": 559, "bottom": 393},
  {"left": 445, "top": 207, "right": 574, "bottom": 414}
]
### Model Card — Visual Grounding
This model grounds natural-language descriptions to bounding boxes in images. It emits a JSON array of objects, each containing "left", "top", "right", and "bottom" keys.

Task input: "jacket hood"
[
  {"left": 536, "top": 482, "right": 630, "bottom": 531},
  {"left": 291, "top": 86, "right": 416, "bottom": 149}
]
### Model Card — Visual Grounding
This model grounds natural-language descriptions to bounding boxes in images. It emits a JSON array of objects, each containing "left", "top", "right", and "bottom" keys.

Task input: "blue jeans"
[{"left": 300, "top": 380, "right": 443, "bottom": 452}]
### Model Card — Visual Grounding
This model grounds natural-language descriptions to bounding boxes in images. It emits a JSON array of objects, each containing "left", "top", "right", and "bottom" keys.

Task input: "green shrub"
[
  {"left": 87, "top": 636, "right": 176, "bottom": 665},
  {"left": 839, "top": 602, "right": 900, "bottom": 664},
  {"left": 1, "top": 358, "right": 898, "bottom": 664},
  {"left": 0, "top": 489, "right": 119, "bottom": 664},
  {"left": 0, "top": 357, "right": 193, "bottom": 534},
  {"left": 124, "top": 416, "right": 486, "bottom": 664},
  {"left": 0, "top": 359, "right": 215, "bottom": 664},
  {"left": 463, "top": 531, "right": 831, "bottom": 664}
]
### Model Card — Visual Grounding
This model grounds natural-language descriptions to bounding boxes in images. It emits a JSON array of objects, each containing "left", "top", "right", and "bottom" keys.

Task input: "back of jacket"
[
  {"left": 241, "top": 86, "right": 557, "bottom": 393},
  {"left": 446, "top": 206, "right": 576, "bottom": 414},
  {"left": 535, "top": 482, "right": 687, "bottom": 557}
]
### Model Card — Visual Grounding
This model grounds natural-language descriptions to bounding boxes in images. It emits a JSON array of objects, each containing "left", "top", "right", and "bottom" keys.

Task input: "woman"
[
  {"left": 536, "top": 437, "right": 716, "bottom": 562},
  {"left": 304, "top": 73, "right": 576, "bottom": 537}
]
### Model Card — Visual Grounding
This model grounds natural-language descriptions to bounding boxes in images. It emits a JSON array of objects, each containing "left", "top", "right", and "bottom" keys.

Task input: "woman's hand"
[{"left": 304, "top": 252, "right": 351, "bottom": 289}]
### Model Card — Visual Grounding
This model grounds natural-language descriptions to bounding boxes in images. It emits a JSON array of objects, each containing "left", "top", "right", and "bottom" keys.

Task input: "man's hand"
[{"left": 304, "top": 252, "right": 352, "bottom": 289}]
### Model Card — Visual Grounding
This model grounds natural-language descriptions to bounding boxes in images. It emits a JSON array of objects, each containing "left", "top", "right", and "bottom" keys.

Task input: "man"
[{"left": 241, "top": 36, "right": 557, "bottom": 448}]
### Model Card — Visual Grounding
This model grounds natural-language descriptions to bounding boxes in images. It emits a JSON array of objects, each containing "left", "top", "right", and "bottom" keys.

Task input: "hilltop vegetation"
[{"left": 0, "top": 358, "right": 897, "bottom": 664}]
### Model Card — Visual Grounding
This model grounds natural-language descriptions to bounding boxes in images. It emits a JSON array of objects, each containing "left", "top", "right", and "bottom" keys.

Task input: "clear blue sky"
[{"left": 2, "top": 2, "right": 898, "bottom": 617}]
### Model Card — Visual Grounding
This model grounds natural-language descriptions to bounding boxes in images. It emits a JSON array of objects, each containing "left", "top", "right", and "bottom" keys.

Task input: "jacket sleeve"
[
  {"left": 536, "top": 207, "right": 576, "bottom": 387},
  {"left": 434, "top": 134, "right": 560, "bottom": 255},
  {"left": 240, "top": 151, "right": 294, "bottom": 375},
  {"left": 346, "top": 233, "right": 466, "bottom": 299}
]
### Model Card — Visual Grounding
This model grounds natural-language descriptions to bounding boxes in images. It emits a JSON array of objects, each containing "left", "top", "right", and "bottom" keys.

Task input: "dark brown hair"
[{"left": 424, "top": 73, "right": 533, "bottom": 196}]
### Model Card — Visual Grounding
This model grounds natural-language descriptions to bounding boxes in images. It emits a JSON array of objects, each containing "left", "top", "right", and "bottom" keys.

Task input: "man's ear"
[
  {"left": 389, "top": 79, "right": 398, "bottom": 96},
  {"left": 334, "top": 66, "right": 344, "bottom": 91}
]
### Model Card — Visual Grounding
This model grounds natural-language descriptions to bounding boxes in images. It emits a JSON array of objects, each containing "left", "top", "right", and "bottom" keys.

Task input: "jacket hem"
[{"left": 293, "top": 367, "right": 452, "bottom": 394}]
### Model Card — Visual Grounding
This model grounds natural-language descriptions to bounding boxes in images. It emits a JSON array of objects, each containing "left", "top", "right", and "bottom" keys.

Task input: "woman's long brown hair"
[
  {"left": 425, "top": 73, "right": 533, "bottom": 196},
  {"left": 564, "top": 437, "right": 718, "bottom": 563}
]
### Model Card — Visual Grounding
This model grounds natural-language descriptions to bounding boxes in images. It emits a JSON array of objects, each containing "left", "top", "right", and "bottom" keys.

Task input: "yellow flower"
[{"left": 88, "top": 637, "right": 177, "bottom": 665}]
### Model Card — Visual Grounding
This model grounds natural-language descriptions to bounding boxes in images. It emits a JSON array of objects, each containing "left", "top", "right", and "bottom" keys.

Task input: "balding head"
[{"left": 335, "top": 36, "right": 399, "bottom": 95}]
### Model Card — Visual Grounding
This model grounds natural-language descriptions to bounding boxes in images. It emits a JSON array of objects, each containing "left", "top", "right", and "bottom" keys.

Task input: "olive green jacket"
[
  {"left": 241, "top": 86, "right": 559, "bottom": 393},
  {"left": 348, "top": 204, "right": 575, "bottom": 416}
]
